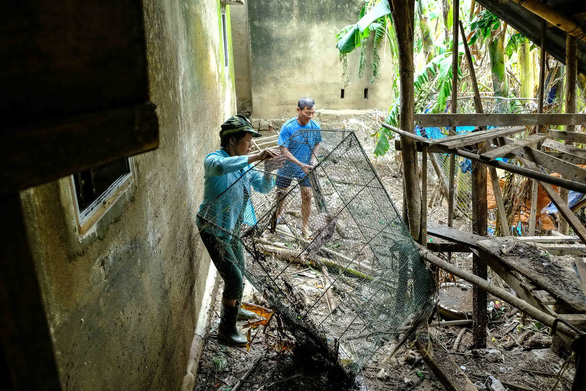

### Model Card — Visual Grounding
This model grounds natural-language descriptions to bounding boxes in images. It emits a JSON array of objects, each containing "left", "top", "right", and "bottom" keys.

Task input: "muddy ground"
[
  {"left": 194, "top": 127, "right": 578, "bottom": 390},
  {"left": 194, "top": 279, "right": 575, "bottom": 391}
]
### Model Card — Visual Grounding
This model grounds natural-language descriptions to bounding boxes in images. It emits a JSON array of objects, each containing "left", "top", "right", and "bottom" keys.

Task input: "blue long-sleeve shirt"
[{"left": 197, "top": 148, "right": 275, "bottom": 237}]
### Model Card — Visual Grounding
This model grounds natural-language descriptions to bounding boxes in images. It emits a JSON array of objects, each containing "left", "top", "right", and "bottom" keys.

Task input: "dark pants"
[{"left": 198, "top": 229, "right": 245, "bottom": 302}]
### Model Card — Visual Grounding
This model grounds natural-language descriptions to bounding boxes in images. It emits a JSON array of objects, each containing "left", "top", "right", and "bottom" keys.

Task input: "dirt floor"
[
  {"left": 194, "top": 280, "right": 576, "bottom": 390},
  {"left": 194, "top": 126, "right": 580, "bottom": 390}
]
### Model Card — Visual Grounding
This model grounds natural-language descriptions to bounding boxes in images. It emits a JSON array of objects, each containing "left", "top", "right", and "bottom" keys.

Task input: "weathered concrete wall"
[
  {"left": 232, "top": 2, "right": 253, "bottom": 115},
  {"left": 20, "top": 0, "right": 236, "bottom": 389},
  {"left": 232, "top": 0, "right": 395, "bottom": 119}
]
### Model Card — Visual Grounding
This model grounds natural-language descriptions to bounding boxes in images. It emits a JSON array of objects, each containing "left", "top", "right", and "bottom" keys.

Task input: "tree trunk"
[
  {"left": 441, "top": 0, "right": 452, "bottom": 45},
  {"left": 519, "top": 40, "right": 534, "bottom": 99},
  {"left": 417, "top": 0, "right": 435, "bottom": 63},
  {"left": 488, "top": 30, "right": 509, "bottom": 112},
  {"left": 391, "top": 0, "right": 421, "bottom": 241}
]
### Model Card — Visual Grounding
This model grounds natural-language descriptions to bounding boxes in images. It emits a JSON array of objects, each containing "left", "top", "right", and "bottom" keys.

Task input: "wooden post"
[
  {"left": 0, "top": 194, "right": 62, "bottom": 390},
  {"left": 390, "top": 0, "right": 421, "bottom": 241},
  {"left": 447, "top": 0, "right": 459, "bottom": 230},
  {"left": 530, "top": 16, "right": 548, "bottom": 235},
  {"left": 559, "top": 34, "right": 577, "bottom": 235},
  {"left": 422, "top": 145, "right": 428, "bottom": 246},
  {"left": 458, "top": 20, "right": 488, "bottom": 349}
]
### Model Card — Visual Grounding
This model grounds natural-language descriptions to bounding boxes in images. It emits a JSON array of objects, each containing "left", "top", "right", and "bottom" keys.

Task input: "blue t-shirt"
[{"left": 277, "top": 118, "right": 322, "bottom": 179}]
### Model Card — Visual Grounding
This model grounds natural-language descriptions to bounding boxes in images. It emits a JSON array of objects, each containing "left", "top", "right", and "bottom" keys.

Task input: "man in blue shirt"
[
  {"left": 197, "top": 115, "right": 283, "bottom": 346},
  {"left": 276, "top": 97, "right": 322, "bottom": 239}
]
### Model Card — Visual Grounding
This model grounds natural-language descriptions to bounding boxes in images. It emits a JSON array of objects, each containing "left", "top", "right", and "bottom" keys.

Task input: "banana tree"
[{"left": 469, "top": 9, "right": 510, "bottom": 113}]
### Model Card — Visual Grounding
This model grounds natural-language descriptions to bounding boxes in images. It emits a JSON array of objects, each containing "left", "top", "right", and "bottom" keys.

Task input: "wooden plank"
[
  {"left": 414, "top": 335, "right": 478, "bottom": 391},
  {"left": 541, "top": 138, "right": 586, "bottom": 166},
  {"left": 574, "top": 258, "right": 586, "bottom": 295},
  {"left": 511, "top": 146, "right": 586, "bottom": 183},
  {"left": 538, "top": 181, "right": 586, "bottom": 244},
  {"left": 0, "top": 194, "right": 62, "bottom": 390},
  {"left": 420, "top": 246, "right": 580, "bottom": 340},
  {"left": 427, "top": 223, "right": 482, "bottom": 249},
  {"left": 0, "top": 102, "right": 159, "bottom": 195},
  {"left": 414, "top": 113, "right": 586, "bottom": 127},
  {"left": 534, "top": 244, "right": 586, "bottom": 256},
  {"left": 471, "top": 248, "right": 555, "bottom": 316},
  {"left": 550, "top": 130, "right": 586, "bottom": 144},
  {"left": 434, "top": 126, "right": 526, "bottom": 149},
  {"left": 532, "top": 289, "right": 557, "bottom": 305},
  {"left": 542, "top": 138, "right": 586, "bottom": 159},
  {"left": 427, "top": 242, "right": 472, "bottom": 253},
  {"left": 477, "top": 238, "right": 586, "bottom": 312},
  {"left": 517, "top": 235, "right": 581, "bottom": 243},
  {"left": 481, "top": 134, "right": 547, "bottom": 160},
  {"left": 489, "top": 167, "right": 510, "bottom": 235}
]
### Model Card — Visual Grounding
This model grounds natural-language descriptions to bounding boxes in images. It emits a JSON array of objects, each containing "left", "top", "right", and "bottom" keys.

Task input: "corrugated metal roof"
[{"left": 475, "top": 0, "right": 586, "bottom": 75}]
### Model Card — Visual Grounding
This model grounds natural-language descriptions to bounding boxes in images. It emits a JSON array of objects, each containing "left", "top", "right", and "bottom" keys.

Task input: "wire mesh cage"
[{"left": 197, "top": 129, "right": 435, "bottom": 380}]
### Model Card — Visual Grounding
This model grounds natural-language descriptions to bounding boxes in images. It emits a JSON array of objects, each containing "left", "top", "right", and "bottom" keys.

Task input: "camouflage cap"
[{"left": 220, "top": 115, "right": 262, "bottom": 138}]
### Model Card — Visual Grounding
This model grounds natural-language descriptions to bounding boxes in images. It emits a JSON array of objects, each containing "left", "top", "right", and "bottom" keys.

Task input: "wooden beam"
[
  {"left": 549, "top": 130, "right": 586, "bottom": 144},
  {"left": 541, "top": 139, "right": 586, "bottom": 165},
  {"left": 426, "top": 242, "right": 471, "bottom": 253},
  {"left": 439, "top": 127, "right": 527, "bottom": 149},
  {"left": 537, "top": 181, "right": 586, "bottom": 244},
  {"left": 414, "top": 113, "right": 586, "bottom": 127},
  {"left": 419, "top": 246, "right": 580, "bottom": 340},
  {"left": 481, "top": 134, "right": 547, "bottom": 160},
  {"left": 0, "top": 102, "right": 159, "bottom": 195},
  {"left": 517, "top": 235, "right": 581, "bottom": 243},
  {"left": 383, "top": 123, "right": 586, "bottom": 193},
  {"left": 390, "top": 0, "right": 420, "bottom": 241},
  {"left": 456, "top": 149, "right": 586, "bottom": 194},
  {"left": 511, "top": 146, "right": 586, "bottom": 183},
  {"left": 0, "top": 194, "right": 62, "bottom": 390}
]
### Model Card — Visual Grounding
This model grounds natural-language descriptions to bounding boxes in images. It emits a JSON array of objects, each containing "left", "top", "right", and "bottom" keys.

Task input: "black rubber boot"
[
  {"left": 218, "top": 304, "right": 247, "bottom": 347},
  {"left": 237, "top": 306, "right": 257, "bottom": 320}
]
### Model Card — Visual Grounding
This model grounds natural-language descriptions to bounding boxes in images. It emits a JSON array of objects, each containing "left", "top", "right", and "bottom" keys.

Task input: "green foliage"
[
  {"left": 339, "top": 52, "right": 350, "bottom": 87},
  {"left": 371, "top": 21, "right": 386, "bottom": 83},
  {"left": 505, "top": 32, "right": 533, "bottom": 57},
  {"left": 374, "top": 98, "right": 400, "bottom": 157},
  {"left": 335, "top": 1, "right": 391, "bottom": 54},
  {"left": 469, "top": 10, "right": 500, "bottom": 45}
]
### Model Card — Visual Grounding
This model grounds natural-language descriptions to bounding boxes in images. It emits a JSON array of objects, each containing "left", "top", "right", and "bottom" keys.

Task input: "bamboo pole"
[
  {"left": 421, "top": 145, "right": 428, "bottom": 246},
  {"left": 530, "top": 16, "right": 548, "bottom": 235},
  {"left": 460, "top": 20, "right": 508, "bottom": 236},
  {"left": 559, "top": 34, "right": 577, "bottom": 235},
  {"left": 458, "top": 20, "right": 488, "bottom": 348},
  {"left": 510, "top": 0, "right": 586, "bottom": 41},
  {"left": 448, "top": 0, "right": 460, "bottom": 230}
]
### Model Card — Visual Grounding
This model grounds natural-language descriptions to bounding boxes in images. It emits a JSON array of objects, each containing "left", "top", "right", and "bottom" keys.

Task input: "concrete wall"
[
  {"left": 19, "top": 0, "right": 236, "bottom": 389},
  {"left": 232, "top": 0, "right": 395, "bottom": 120}
]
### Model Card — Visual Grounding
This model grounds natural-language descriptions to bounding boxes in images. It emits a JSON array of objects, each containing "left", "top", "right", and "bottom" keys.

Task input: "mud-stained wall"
[
  {"left": 232, "top": 0, "right": 395, "bottom": 119},
  {"left": 19, "top": 1, "right": 236, "bottom": 389}
]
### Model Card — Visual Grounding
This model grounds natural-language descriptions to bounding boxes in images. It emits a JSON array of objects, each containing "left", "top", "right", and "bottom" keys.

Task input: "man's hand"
[
  {"left": 301, "top": 163, "right": 313, "bottom": 175},
  {"left": 261, "top": 149, "right": 285, "bottom": 172}
]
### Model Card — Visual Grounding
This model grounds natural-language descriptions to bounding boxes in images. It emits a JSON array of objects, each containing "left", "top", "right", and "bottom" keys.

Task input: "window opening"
[
  {"left": 222, "top": 9, "right": 229, "bottom": 68},
  {"left": 364, "top": 88, "right": 369, "bottom": 99},
  {"left": 341, "top": 89, "right": 345, "bottom": 99},
  {"left": 73, "top": 158, "right": 131, "bottom": 221}
]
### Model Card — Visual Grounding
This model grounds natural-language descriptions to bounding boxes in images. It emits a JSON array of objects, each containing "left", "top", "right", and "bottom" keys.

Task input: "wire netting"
[{"left": 197, "top": 129, "right": 435, "bottom": 378}]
